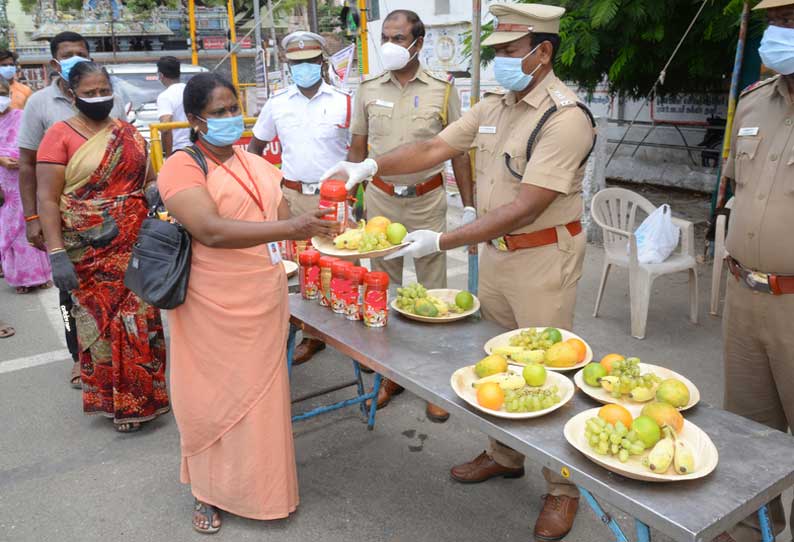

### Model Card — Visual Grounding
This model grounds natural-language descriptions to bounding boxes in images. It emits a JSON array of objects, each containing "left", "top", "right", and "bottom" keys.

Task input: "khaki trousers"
[
  {"left": 724, "top": 277, "right": 794, "bottom": 542},
  {"left": 480, "top": 231, "right": 585, "bottom": 498},
  {"left": 365, "top": 182, "right": 447, "bottom": 289}
]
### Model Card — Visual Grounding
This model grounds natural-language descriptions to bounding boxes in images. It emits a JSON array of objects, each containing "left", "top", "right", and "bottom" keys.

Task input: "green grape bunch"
[
  {"left": 508, "top": 328, "right": 555, "bottom": 350},
  {"left": 503, "top": 385, "right": 561, "bottom": 413},
  {"left": 584, "top": 417, "right": 647, "bottom": 463}
]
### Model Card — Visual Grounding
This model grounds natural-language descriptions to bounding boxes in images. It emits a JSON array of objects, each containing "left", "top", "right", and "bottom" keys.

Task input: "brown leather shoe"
[
  {"left": 292, "top": 338, "right": 326, "bottom": 365},
  {"left": 533, "top": 494, "right": 579, "bottom": 541},
  {"left": 365, "top": 378, "right": 404, "bottom": 410},
  {"left": 426, "top": 402, "right": 450, "bottom": 423},
  {"left": 449, "top": 451, "right": 525, "bottom": 483}
]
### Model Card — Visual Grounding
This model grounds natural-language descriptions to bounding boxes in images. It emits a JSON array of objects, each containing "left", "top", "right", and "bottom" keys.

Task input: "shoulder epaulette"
[
  {"left": 483, "top": 87, "right": 507, "bottom": 97},
  {"left": 546, "top": 85, "right": 576, "bottom": 108},
  {"left": 424, "top": 69, "right": 454, "bottom": 85},
  {"left": 360, "top": 71, "right": 388, "bottom": 84},
  {"left": 740, "top": 75, "right": 780, "bottom": 98},
  {"left": 329, "top": 85, "right": 352, "bottom": 95},
  {"left": 270, "top": 87, "right": 290, "bottom": 98}
]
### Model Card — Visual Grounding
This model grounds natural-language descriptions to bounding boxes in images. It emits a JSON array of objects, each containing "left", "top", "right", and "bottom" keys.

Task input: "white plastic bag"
[{"left": 633, "top": 204, "right": 680, "bottom": 264}]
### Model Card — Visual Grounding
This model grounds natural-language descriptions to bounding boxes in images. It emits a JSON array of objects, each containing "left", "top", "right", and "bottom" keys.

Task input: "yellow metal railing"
[{"left": 148, "top": 118, "right": 259, "bottom": 173}]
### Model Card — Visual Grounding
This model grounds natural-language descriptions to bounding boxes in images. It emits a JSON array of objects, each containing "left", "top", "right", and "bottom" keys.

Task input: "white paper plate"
[
  {"left": 450, "top": 365, "right": 575, "bottom": 419},
  {"left": 311, "top": 235, "right": 408, "bottom": 261},
  {"left": 573, "top": 363, "right": 700, "bottom": 411},
  {"left": 391, "top": 289, "right": 479, "bottom": 323},
  {"left": 483, "top": 328, "right": 593, "bottom": 372},
  {"left": 283, "top": 260, "right": 298, "bottom": 277},
  {"left": 563, "top": 407, "right": 718, "bottom": 482}
]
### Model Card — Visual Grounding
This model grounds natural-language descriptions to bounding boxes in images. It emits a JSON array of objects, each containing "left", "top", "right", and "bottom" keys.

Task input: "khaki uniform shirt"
[
  {"left": 725, "top": 75, "right": 794, "bottom": 275},
  {"left": 439, "top": 71, "right": 593, "bottom": 235},
  {"left": 351, "top": 67, "right": 461, "bottom": 185}
]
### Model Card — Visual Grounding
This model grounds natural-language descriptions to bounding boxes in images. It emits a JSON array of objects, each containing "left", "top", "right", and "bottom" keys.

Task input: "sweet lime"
[
  {"left": 582, "top": 362, "right": 607, "bottom": 387},
  {"left": 455, "top": 290, "right": 474, "bottom": 311},
  {"left": 386, "top": 222, "right": 407, "bottom": 245},
  {"left": 522, "top": 364, "right": 547, "bottom": 387},
  {"left": 543, "top": 327, "right": 563, "bottom": 344}
]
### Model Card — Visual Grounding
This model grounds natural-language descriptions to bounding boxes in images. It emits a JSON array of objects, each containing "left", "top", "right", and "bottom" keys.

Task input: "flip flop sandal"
[
  {"left": 115, "top": 422, "right": 142, "bottom": 433},
  {"left": 70, "top": 362, "right": 82, "bottom": 389},
  {"left": 0, "top": 323, "right": 14, "bottom": 339},
  {"left": 193, "top": 500, "right": 221, "bottom": 534},
  {"left": 15, "top": 286, "right": 32, "bottom": 294},
  {"left": 38, "top": 281, "right": 53, "bottom": 290}
]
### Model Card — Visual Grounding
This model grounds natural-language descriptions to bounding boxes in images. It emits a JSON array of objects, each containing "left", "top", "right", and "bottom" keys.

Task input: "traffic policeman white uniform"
[{"left": 249, "top": 31, "right": 351, "bottom": 364}]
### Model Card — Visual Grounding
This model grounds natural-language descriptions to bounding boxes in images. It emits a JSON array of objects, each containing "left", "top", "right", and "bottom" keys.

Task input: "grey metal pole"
[
  {"left": 253, "top": 0, "right": 266, "bottom": 106},
  {"left": 468, "top": 0, "right": 482, "bottom": 297},
  {"left": 266, "top": 0, "right": 279, "bottom": 72},
  {"left": 308, "top": 0, "right": 319, "bottom": 33}
]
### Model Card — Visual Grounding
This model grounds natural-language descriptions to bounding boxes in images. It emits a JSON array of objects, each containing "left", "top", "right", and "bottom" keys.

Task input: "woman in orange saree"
[
  {"left": 37, "top": 62, "right": 169, "bottom": 432},
  {"left": 157, "top": 73, "right": 336, "bottom": 534}
]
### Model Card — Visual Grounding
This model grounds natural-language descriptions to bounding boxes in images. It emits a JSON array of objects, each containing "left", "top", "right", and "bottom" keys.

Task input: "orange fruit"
[
  {"left": 365, "top": 216, "right": 391, "bottom": 235},
  {"left": 598, "top": 404, "right": 633, "bottom": 429},
  {"left": 567, "top": 338, "right": 587, "bottom": 362},
  {"left": 600, "top": 353, "right": 625, "bottom": 373},
  {"left": 476, "top": 382, "right": 505, "bottom": 411}
]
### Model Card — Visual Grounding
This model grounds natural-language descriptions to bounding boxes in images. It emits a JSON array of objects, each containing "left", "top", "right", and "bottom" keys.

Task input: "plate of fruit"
[
  {"left": 451, "top": 355, "right": 574, "bottom": 419},
  {"left": 392, "top": 283, "right": 479, "bottom": 323},
  {"left": 312, "top": 216, "right": 409, "bottom": 260},
  {"left": 563, "top": 403, "right": 718, "bottom": 482},
  {"left": 574, "top": 354, "right": 700, "bottom": 411},
  {"left": 483, "top": 327, "right": 592, "bottom": 371}
]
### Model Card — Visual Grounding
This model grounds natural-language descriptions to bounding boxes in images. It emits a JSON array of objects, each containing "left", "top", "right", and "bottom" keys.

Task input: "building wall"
[{"left": 7, "top": 0, "right": 37, "bottom": 47}]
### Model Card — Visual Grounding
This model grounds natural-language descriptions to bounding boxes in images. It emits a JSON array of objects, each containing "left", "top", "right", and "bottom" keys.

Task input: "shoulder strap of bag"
[
  {"left": 504, "top": 102, "right": 598, "bottom": 180},
  {"left": 178, "top": 144, "right": 209, "bottom": 176}
]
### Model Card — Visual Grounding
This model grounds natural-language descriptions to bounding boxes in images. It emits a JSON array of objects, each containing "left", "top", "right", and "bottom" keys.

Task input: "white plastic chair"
[
  {"left": 591, "top": 187, "right": 699, "bottom": 339},
  {"left": 709, "top": 197, "right": 734, "bottom": 316}
]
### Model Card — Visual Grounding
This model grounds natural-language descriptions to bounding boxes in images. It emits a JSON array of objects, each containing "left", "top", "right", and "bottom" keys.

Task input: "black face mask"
[{"left": 75, "top": 96, "right": 114, "bottom": 121}]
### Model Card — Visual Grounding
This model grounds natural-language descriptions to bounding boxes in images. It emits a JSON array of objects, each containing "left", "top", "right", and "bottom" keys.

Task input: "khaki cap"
[
  {"left": 282, "top": 31, "right": 326, "bottom": 60},
  {"left": 482, "top": 3, "right": 566, "bottom": 47}
]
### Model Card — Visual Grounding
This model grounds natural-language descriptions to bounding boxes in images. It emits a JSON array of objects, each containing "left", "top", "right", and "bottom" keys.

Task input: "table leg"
[
  {"left": 634, "top": 519, "right": 651, "bottom": 542},
  {"left": 468, "top": 252, "right": 479, "bottom": 295},
  {"left": 287, "top": 323, "right": 298, "bottom": 378},
  {"left": 578, "top": 486, "right": 632, "bottom": 542},
  {"left": 758, "top": 504, "right": 774, "bottom": 542},
  {"left": 353, "top": 360, "right": 367, "bottom": 417},
  {"left": 367, "top": 373, "right": 382, "bottom": 431}
]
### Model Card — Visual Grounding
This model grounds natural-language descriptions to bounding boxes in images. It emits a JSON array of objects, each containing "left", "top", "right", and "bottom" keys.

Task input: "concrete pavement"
[{"left": 0, "top": 188, "right": 779, "bottom": 542}]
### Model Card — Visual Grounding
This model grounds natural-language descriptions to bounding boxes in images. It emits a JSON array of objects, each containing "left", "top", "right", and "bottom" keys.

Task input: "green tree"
[{"left": 471, "top": 0, "right": 767, "bottom": 97}]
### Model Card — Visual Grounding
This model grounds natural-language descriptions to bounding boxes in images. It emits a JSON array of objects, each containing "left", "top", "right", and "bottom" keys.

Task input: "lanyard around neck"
[{"left": 197, "top": 141, "right": 264, "bottom": 213}]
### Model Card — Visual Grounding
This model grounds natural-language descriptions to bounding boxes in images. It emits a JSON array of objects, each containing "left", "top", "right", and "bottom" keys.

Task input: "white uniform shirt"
[
  {"left": 156, "top": 82, "right": 190, "bottom": 151},
  {"left": 252, "top": 82, "right": 351, "bottom": 183}
]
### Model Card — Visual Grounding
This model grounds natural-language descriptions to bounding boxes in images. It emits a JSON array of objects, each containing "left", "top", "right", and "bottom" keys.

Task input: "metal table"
[{"left": 288, "top": 293, "right": 794, "bottom": 542}]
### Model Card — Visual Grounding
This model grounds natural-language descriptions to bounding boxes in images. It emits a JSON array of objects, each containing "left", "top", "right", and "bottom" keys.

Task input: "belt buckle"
[
  {"left": 393, "top": 184, "right": 416, "bottom": 198},
  {"left": 745, "top": 271, "right": 773, "bottom": 294},
  {"left": 302, "top": 183, "right": 320, "bottom": 196},
  {"left": 491, "top": 237, "right": 508, "bottom": 251}
]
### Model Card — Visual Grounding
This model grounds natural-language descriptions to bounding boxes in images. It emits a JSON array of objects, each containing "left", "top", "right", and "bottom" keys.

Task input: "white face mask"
[
  {"left": 381, "top": 39, "right": 418, "bottom": 71},
  {"left": 0, "top": 95, "right": 10, "bottom": 113}
]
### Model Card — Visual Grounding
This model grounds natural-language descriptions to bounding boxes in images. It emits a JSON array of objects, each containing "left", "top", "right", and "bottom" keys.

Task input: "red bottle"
[
  {"left": 318, "top": 180, "right": 348, "bottom": 236},
  {"left": 330, "top": 260, "right": 354, "bottom": 314},
  {"left": 362, "top": 271, "right": 389, "bottom": 327},
  {"left": 298, "top": 249, "right": 321, "bottom": 300},
  {"left": 318, "top": 256, "right": 339, "bottom": 307},
  {"left": 344, "top": 266, "right": 369, "bottom": 321}
]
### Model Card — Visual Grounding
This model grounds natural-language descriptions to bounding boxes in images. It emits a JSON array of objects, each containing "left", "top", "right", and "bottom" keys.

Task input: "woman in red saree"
[{"left": 37, "top": 61, "right": 169, "bottom": 432}]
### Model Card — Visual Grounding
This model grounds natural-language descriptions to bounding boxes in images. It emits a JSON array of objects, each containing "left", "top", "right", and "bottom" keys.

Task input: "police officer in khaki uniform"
[
  {"left": 714, "top": 2, "right": 794, "bottom": 541},
  {"left": 324, "top": 5, "right": 594, "bottom": 539},
  {"left": 346, "top": 9, "right": 474, "bottom": 422}
]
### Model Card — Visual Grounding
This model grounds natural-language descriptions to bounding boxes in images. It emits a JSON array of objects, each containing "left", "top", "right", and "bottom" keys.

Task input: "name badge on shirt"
[
  {"left": 478, "top": 126, "right": 497, "bottom": 134},
  {"left": 267, "top": 242, "right": 282, "bottom": 265},
  {"left": 738, "top": 127, "right": 759, "bottom": 137},
  {"left": 373, "top": 99, "right": 394, "bottom": 108}
]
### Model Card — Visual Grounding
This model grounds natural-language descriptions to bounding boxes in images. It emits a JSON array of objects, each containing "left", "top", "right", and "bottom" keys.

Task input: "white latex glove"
[
  {"left": 462, "top": 206, "right": 477, "bottom": 226},
  {"left": 320, "top": 158, "right": 378, "bottom": 192},
  {"left": 384, "top": 230, "right": 442, "bottom": 261}
]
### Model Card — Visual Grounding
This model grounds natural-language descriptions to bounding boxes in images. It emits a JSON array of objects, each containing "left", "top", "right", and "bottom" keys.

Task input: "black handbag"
[{"left": 124, "top": 145, "right": 207, "bottom": 309}]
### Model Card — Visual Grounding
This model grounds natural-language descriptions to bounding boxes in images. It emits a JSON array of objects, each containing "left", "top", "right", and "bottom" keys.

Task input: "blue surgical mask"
[
  {"left": 198, "top": 115, "right": 244, "bottom": 147},
  {"left": 291, "top": 62, "right": 323, "bottom": 88},
  {"left": 0, "top": 66, "right": 16, "bottom": 80},
  {"left": 493, "top": 44, "right": 542, "bottom": 91},
  {"left": 759, "top": 25, "right": 794, "bottom": 76},
  {"left": 57, "top": 56, "right": 89, "bottom": 82}
]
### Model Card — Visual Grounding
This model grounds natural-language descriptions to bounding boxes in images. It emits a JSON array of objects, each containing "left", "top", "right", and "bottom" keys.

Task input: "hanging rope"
[{"left": 605, "top": 0, "right": 710, "bottom": 168}]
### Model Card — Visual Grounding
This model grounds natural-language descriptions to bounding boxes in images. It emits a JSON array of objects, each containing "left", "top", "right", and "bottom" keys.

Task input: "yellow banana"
[
  {"left": 672, "top": 433, "right": 696, "bottom": 474},
  {"left": 647, "top": 434, "right": 675, "bottom": 473},
  {"left": 600, "top": 376, "right": 621, "bottom": 393},
  {"left": 628, "top": 386, "right": 655, "bottom": 402}
]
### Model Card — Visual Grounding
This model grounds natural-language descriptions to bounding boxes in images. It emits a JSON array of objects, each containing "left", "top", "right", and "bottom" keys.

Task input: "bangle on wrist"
[{"left": 24, "top": 214, "right": 40, "bottom": 222}]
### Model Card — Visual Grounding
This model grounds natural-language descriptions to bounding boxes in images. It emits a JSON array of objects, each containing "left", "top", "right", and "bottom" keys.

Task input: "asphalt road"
[{"left": 1, "top": 191, "right": 790, "bottom": 542}]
